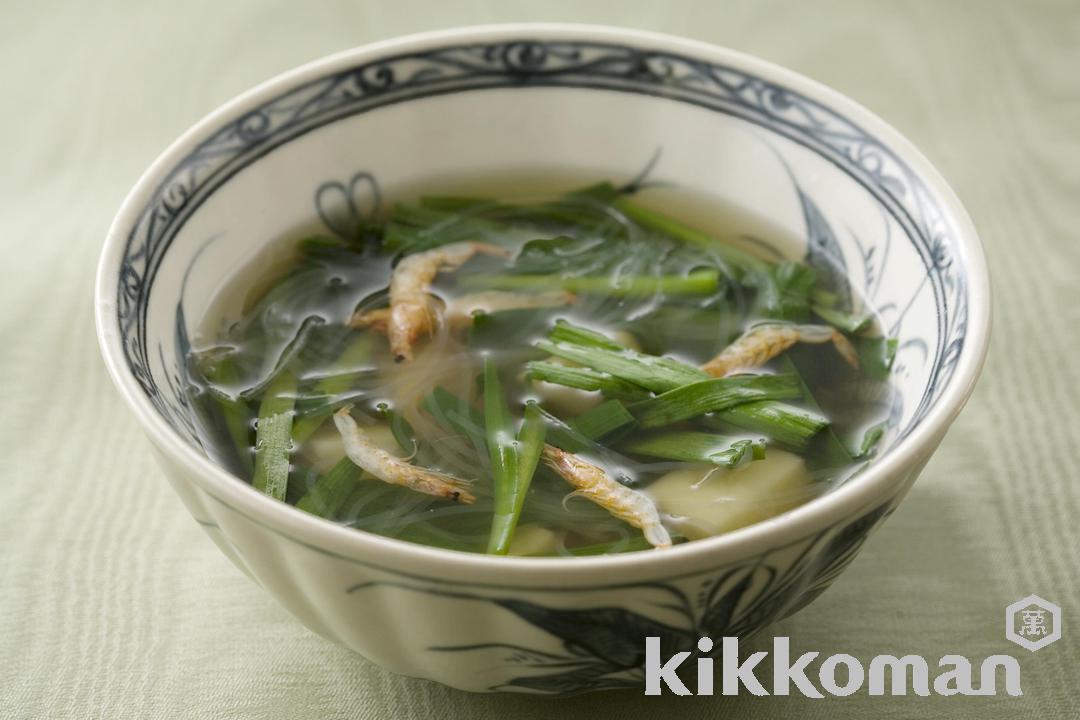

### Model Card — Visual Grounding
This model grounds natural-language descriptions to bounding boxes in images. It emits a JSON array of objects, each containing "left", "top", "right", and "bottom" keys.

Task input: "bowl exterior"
[{"left": 151, "top": 433, "right": 934, "bottom": 693}]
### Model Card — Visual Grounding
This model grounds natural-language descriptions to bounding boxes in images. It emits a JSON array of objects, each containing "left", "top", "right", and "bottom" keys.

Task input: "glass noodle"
[{"left": 184, "top": 178, "right": 895, "bottom": 557}]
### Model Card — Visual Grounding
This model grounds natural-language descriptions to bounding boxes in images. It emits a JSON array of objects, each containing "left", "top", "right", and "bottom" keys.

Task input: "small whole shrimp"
[
  {"left": 351, "top": 241, "right": 510, "bottom": 362},
  {"left": 356, "top": 290, "right": 576, "bottom": 335},
  {"left": 702, "top": 323, "right": 860, "bottom": 377},
  {"left": 541, "top": 445, "right": 672, "bottom": 549},
  {"left": 349, "top": 306, "right": 392, "bottom": 334},
  {"left": 334, "top": 407, "right": 476, "bottom": 503}
]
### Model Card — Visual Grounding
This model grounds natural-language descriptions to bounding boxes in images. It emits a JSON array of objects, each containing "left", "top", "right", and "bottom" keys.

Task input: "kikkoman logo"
[
  {"left": 644, "top": 595, "right": 1062, "bottom": 697},
  {"left": 644, "top": 637, "right": 1022, "bottom": 697}
]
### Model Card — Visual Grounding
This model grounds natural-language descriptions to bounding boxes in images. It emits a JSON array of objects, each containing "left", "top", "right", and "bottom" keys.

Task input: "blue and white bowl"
[{"left": 95, "top": 24, "right": 990, "bottom": 694}]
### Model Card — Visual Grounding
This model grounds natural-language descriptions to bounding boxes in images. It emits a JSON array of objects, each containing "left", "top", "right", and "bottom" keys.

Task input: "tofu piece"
[
  {"left": 611, "top": 329, "right": 642, "bottom": 351},
  {"left": 300, "top": 421, "right": 401, "bottom": 474},
  {"left": 507, "top": 524, "right": 559, "bottom": 556},
  {"left": 531, "top": 379, "right": 604, "bottom": 416},
  {"left": 646, "top": 450, "right": 815, "bottom": 539}
]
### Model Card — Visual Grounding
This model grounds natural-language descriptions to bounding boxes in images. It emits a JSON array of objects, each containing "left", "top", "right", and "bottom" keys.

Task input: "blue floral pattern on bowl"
[{"left": 117, "top": 39, "right": 964, "bottom": 443}]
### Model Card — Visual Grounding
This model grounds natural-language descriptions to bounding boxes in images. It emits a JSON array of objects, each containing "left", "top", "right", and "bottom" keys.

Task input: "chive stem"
[
  {"left": 296, "top": 456, "right": 364, "bottom": 518},
  {"left": 620, "top": 430, "right": 766, "bottom": 468},
  {"left": 198, "top": 355, "right": 254, "bottom": 475},
  {"left": 813, "top": 304, "right": 872, "bottom": 334},
  {"left": 525, "top": 361, "right": 648, "bottom": 400},
  {"left": 535, "top": 332, "right": 707, "bottom": 394},
  {"left": 460, "top": 269, "right": 719, "bottom": 296},
  {"left": 291, "top": 333, "right": 376, "bottom": 443},
  {"left": 610, "top": 197, "right": 767, "bottom": 273},
  {"left": 568, "top": 399, "right": 635, "bottom": 440},
  {"left": 252, "top": 371, "right": 296, "bottom": 501},
  {"left": 705, "top": 401, "right": 829, "bottom": 450},
  {"left": 629, "top": 374, "right": 801, "bottom": 428},
  {"left": 485, "top": 360, "right": 546, "bottom": 555}
]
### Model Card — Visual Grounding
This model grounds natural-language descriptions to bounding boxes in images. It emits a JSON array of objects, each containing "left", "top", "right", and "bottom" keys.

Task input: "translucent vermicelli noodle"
[{"left": 184, "top": 180, "right": 895, "bottom": 556}]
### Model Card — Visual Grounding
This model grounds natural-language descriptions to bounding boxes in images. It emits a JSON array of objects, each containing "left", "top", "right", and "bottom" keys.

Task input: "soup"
[{"left": 184, "top": 180, "right": 894, "bottom": 556}]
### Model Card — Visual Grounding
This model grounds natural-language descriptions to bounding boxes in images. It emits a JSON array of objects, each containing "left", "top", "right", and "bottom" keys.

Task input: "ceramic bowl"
[{"left": 95, "top": 24, "right": 990, "bottom": 694}]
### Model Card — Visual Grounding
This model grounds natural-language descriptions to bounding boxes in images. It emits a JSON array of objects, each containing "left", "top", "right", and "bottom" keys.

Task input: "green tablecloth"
[{"left": 3, "top": 1, "right": 1077, "bottom": 717}]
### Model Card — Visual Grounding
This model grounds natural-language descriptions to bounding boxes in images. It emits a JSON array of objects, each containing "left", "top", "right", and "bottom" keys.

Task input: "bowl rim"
[{"left": 95, "top": 22, "right": 991, "bottom": 587}]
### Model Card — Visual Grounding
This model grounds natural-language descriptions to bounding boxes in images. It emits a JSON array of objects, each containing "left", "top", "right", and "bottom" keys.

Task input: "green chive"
[
  {"left": 535, "top": 338, "right": 707, "bottom": 394},
  {"left": 621, "top": 430, "right": 765, "bottom": 468},
  {"left": 567, "top": 181, "right": 620, "bottom": 202},
  {"left": 569, "top": 399, "right": 636, "bottom": 440},
  {"left": 718, "top": 438, "right": 767, "bottom": 467},
  {"left": 418, "top": 195, "right": 497, "bottom": 212},
  {"left": 484, "top": 360, "right": 546, "bottom": 555},
  {"left": 548, "top": 319, "right": 627, "bottom": 350},
  {"left": 813, "top": 304, "right": 873, "bottom": 334},
  {"left": 758, "top": 261, "right": 817, "bottom": 322},
  {"left": 533, "top": 406, "right": 639, "bottom": 489},
  {"left": 422, "top": 386, "right": 487, "bottom": 452},
  {"left": 196, "top": 354, "right": 253, "bottom": 475},
  {"left": 610, "top": 197, "right": 767, "bottom": 273},
  {"left": 811, "top": 288, "right": 840, "bottom": 308},
  {"left": 512, "top": 402, "right": 546, "bottom": 520},
  {"left": 252, "top": 370, "right": 296, "bottom": 501},
  {"left": 855, "top": 420, "right": 888, "bottom": 459},
  {"left": 780, "top": 356, "right": 853, "bottom": 470},
  {"left": 291, "top": 333, "right": 376, "bottom": 443},
  {"left": 623, "top": 306, "right": 743, "bottom": 359},
  {"left": 525, "top": 361, "right": 648, "bottom": 401},
  {"left": 629, "top": 374, "right": 801, "bottom": 428},
  {"left": 705, "top": 401, "right": 830, "bottom": 450},
  {"left": 296, "top": 456, "right": 364, "bottom": 518},
  {"left": 384, "top": 203, "right": 506, "bottom": 254},
  {"left": 857, "top": 336, "right": 898, "bottom": 380},
  {"left": 459, "top": 269, "right": 720, "bottom": 296},
  {"left": 240, "top": 316, "right": 326, "bottom": 400},
  {"left": 297, "top": 235, "right": 359, "bottom": 262},
  {"left": 567, "top": 533, "right": 686, "bottom": 556},
  {"left": 536, "top": 407, "right": 592, "bottom": 454},
  {"left": 375, "top": 403, "right": 418, "bottom": 457}
]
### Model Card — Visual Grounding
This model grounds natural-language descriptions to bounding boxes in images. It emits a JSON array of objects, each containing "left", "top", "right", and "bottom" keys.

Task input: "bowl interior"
[{"left": 106, "top": 32, "right": 972, "bottom": 508}]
